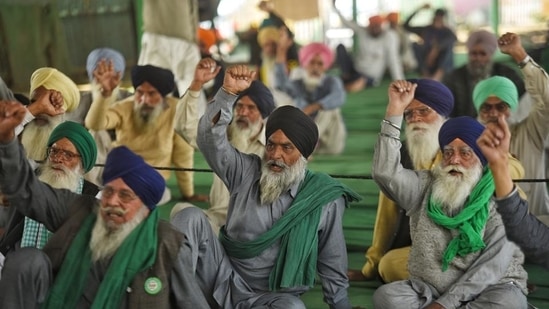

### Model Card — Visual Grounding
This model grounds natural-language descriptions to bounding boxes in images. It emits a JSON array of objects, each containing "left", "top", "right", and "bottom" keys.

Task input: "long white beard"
[
  {"left": 228, "top": 117, "right": 262, "bottom": 151},
  {"left": 132, "top": 101, "right": 165, "bottom": 132},
  {"left": 431, "top": 161, "right": 483, "bottom": 216},
  {"left": 20, "top": 115, "right": 64, "bottom": 161},
  {"left": 38, "top": 161, "right": 83, "bottom": 192},
  {"left": 89, "top": 205, "right": 148, "bottom": 262},
  {"left": 405, "top": 117, "right": 444, "bottom": 168},
  {"left": 259, "top": 156, "right": 307, "bottom": 205},
  {"left": 302, "top": 73, "right": 323, "bottom": 92}
]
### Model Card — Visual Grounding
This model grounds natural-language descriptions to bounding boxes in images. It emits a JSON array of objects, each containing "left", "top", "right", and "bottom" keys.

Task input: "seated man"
[
  {"left": 275, "top": 40, "right": 346, "bottom": 154},
  {"left": 478, "top": 115, "right": 549, "bottom": 270},
  {"left": 171, "top": 65, "right": 361, "bottom": 308},
  {"left": 0, "top": 102, "right": 211, "bottom": 308},
  {"left": 371, "top": 80, "right": 528, "bottom": 308}
]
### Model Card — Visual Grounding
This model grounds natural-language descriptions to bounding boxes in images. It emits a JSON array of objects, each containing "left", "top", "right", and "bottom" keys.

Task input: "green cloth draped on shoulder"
[
  {"left": 219, "top": 170, "right": 362, "bottom": 290},
  {"left": 43, "top": 210, "right": 159, "bottom": 309},
  {"left": 427, "top": 168, "right": 495, "bottom": 271}
]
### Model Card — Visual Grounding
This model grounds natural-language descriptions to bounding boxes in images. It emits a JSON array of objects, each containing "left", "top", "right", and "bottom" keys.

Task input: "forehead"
[
  {"left": 483, "top": 96, "right": 504, "bottom": 104},
  {"left": 309, "top": 54, "right": 324, "bottom": 63},
  {"left": 51, "top": 137, "right": 77, "bottom": 152},
  {"left": 136, "top": 82, "right": 159, "bottom": 93},
  {"left": 104, "top": 177, "right": 133, "bottom": 191},
  {"left": 406, "top": 99, "right": 429, "bottom": 109},
  {"left": 268, "top": 129, "right": 294, "bottom": 145},
  {"left": 237, "top": 96, "right": 258, "bottom": 108},
  {"left": 444, "top": 138, "right": 469, "bottom": 149}
]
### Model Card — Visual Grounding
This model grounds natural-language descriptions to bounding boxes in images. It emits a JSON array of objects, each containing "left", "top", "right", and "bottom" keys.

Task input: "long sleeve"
[
  {"left": 333, "top": 8, "right": 364, "bottom": 34},
  {"left": 402, "top": 9, "right": 425, "bottom": 36},
  {"left": 174, "top": 89, "right": 200, "bottom": 149},
  {"left": 15, "top": 109, "right": 35, "bottom": 136},
  {"left": 519, "top": 58, "right": 549, "bottom": 147},
  {"left": 317, "top": 76, "right": 346, "bottom": 110},
  {"left": 84, "top": 93, "right": 122, "bottom": 130},
  {"left": 385, "top": 31, "right": 405, "bottom": 81},
  {"left": 496, "top": 189, "right": 549, "bottom": 269}
]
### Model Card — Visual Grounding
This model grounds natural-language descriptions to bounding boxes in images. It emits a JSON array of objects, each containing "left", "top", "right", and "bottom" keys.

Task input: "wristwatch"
[{"left": 518, "top": 55, "right": 531, "bottom": 69}]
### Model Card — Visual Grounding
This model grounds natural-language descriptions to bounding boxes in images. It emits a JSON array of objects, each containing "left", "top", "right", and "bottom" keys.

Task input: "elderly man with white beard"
[
  {"left": 171, "top": 79, "right": 275, "bottom": 233},
  {"left": 0, "top": 101, "right": 212, "bottom": 308},
  {"left": 371, "top": 79, "right": 529, "bottom": 309},
  {"left": 275, "top": 39, "right": 347, "bottom": 155},
  {"left": 85, "top": 60, "right": 217, "bottom": 204},
  {"left": 171, "top": 64, "right": 361, "bottom": 308}
]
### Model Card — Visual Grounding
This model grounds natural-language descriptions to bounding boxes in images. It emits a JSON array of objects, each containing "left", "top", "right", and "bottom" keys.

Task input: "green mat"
[{"left": 160, "top": 78, "right": 549, "bottom": 308}]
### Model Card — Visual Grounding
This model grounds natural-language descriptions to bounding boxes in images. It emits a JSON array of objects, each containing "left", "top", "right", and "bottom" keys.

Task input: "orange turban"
[
  {"left": 368, "top": 15, "right": 384, "bottom": 26},
  {"left": 386, "top": 12, "right": 399, "bottom": 23},
  {"left": 197, "top": 28, "right": 217, "bottom": 51}
]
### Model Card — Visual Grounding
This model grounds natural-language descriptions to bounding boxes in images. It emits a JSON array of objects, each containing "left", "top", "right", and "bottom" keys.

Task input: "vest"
[{"left": 43, "top": 196, "right": 184, "bottom": 309}]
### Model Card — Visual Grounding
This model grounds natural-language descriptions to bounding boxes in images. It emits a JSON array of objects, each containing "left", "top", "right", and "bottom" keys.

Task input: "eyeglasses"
[
  {"left": 403, "top": 107, "right": 432, "bottom": 120},
  {"left": 442, "top": 146, "right": 475, "bottom": 162},
  {"left": 47, "top": 147, "right": 81, "bottom": 161},
  {"left": 479, "top": 102, "right": 509, "bottom": 113},
  {"left": 101, "top": 186, "right": 138, "bottom": 203}
]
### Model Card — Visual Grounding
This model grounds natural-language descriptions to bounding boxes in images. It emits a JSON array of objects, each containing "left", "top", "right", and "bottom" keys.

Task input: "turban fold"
[
  {"left": 298, "top": 42, "right": 335, "bottom": 70},
  {"left": 131, "top": 65, "right": 175, "bottom": 97},
  {"left": 466, "top": 30, "right": 498, "bottom": 56},
  {"left": 47, "top": 121, "right": 97, "bottom": 173},
  {"left": 408, "top": 78, "right": 454, "bottom": 117},
  {"left": 438, "top": 116, "right": 487, "bottom": 166},
  {"left": 368, "top": 15, "right": 384, "bottom": 26},
  {"left": 473, "top": 76, "right": 518, "bottom": 112},
  {"left": 102, "top": 146, "right": 165, "bottom": 210},
  {"left": 257, "top": 26, "right": 279, "bottom": 47},
  {"left": 238, "top": 80, "right": 275, "bottom": 119},
  {"left": 86, "top": 48, "right": 126, "bottom": 81},
  {"left": 30, "top": 68, "right": 80, "bottom": 112},
  {"left": 265, "top": 106, "right": 318, "bottom": 158}
]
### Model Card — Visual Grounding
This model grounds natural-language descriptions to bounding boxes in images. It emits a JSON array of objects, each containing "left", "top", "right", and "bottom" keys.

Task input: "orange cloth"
[
  {"left": 386, "top": 12, "right": 399, "bottom": 24},
  {"left": 368, "top": 15, "right": 384, "bottom": 26},
  {"left": 197, "top": 27, "right": 217, "bottom": 51}
]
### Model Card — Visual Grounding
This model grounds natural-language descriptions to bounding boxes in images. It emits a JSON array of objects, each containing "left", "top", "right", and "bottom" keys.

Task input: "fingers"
[
  {"left": 390, "top": 80, "right": 415, "bottom": 93},
  {"left": 226, "top": 65, "right": 255, "bottom": 80}
]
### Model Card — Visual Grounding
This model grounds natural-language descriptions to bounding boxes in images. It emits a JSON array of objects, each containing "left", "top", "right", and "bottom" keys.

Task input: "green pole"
[
  {"left": 135, "top": 0, "right": 143, "bottom": 53},
  {"left": 352, "top": 0, "right": 358, "bottom": 53},
  {"left": 491, "top": 0, "right": 499, "bottom": 37}
]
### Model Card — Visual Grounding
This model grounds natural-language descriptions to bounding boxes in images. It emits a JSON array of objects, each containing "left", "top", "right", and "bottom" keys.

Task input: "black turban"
[
  {"left": 408, "top": 78, "right": 454, "bottom": 117},
  {"left": 265, "top": 106, "right": 319, "bottom": 158},
  {"left": 238, "top": 80, "right": 275, "bottom": 119},
  {"left": 131, "top": 65, "right": 175, "bottom": 97}
]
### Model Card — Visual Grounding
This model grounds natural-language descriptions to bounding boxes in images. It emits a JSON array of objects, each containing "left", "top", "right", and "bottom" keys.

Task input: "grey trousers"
[
  {"left": 373, "top": 278, "right": 528, "bottom": 309},
  {"left": 0, "top": 247, "right": 51, "bottom": 309}
]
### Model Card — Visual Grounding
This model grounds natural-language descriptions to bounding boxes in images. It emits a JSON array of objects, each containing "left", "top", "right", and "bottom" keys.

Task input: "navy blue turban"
[
  {"left": 131, "top": 65, "right": 175, "bottom": 97},
  {"left": 438, "top": 116, "right": 487, "bottom": 166},
  {"left": 408, "top": 79, "right": 454, "bottom": 117},
  {"left": 86, "top": 47, "right": 126, "bottom": 81},
  {"left": 265, "top": 105, "right": 319, "bottom": 158},
  {"left": 102, "top": 146, "right": 165, "bottom": 210},
  {"left": 238, "top": 80, "right": 275, "bottom": 119}
]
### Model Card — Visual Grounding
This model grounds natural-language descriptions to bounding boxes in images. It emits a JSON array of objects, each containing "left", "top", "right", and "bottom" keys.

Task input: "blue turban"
[
  {"left": 473, "top": 76, "right": 518, "bottom": 112},
  {"left": 266, "top": 106, "right": 319, "bottom": 158},
  {"left": 438, "top": 116, "right": 486, "bottom": 166},
  {"left": 408, "top": 79, "right": 454, "bottom": 117},
  {"left": 47, "top": 121, "right": 97, "bottom": 173},
  {"left": 102, "top": 146, "right": 165, "bottom": 210},
  {"left": 131, "top": 65, "right": 175, "bottom": 97},
  {"left": 238, "top": 80, "right": 275, "bottom": 119},
  {"left": 86, "top": 48, "right": 126, "bottom": 81}
]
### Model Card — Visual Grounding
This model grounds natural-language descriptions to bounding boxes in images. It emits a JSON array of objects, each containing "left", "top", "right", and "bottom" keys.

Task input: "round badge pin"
[{"left": 144, "top": 277, "right": 162, "bottom": 295}]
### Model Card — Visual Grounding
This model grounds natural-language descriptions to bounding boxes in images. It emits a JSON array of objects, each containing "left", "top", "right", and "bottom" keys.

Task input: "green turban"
[
  {"left": 47, "top": 121, "right": 97, "bottom": 173},
  {"left": 473, "top": 76, "right": 518, "bottom": 112}
]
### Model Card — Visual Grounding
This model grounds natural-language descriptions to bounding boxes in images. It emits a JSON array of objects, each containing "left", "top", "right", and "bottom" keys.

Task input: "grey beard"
[
  {"left": 259, "top": 156, "right": 307, "bottom": 205},
  {"left": 405, "top": 117, "right": 444, "bottom": 169},
  {"left": 302, "top": 74, "right": 323, "bottom": 92},
  {"left": 38, "top": 161, "right": 83, "bottom": 192},
  {"left": 21, "top": 115, "right": 64, "bottom": 161},
  {"left": 466, "top": 61, "right": 493, "bottom": 81},
  {"left": 89, "top": 205, "right": 148, "bottom": 262},
  {"left": 131, "top": 101, "right": 165, "bottom": 132},
  {"left": 228, "top": 117, "right": 262, "bottom": 151}
]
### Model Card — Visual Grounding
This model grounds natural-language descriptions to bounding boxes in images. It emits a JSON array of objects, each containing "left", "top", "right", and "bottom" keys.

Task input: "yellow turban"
[
  {"left": 29, "top": 68, "right": 80, "bottom": 112},
  {"left": 257, "top": 26, "right": 279, "bottom": 47}
]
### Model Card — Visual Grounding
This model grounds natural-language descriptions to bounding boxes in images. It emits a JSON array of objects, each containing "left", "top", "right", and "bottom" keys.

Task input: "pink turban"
[{"left": 298, "top": 42, "right": 334, "bottom": 70}]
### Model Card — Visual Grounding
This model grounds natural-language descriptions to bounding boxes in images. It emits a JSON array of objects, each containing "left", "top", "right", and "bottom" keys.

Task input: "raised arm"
[{"left": 84, "top": 59, "right": 123, "bottom": 130}]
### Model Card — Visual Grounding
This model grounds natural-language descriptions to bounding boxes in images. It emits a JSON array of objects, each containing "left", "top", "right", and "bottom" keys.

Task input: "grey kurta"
[
  {"left": 371, "top": 117, "right": 528, "bottom": 308},
  {"left": 196, "top": 89, "right": 351, "bottom": 308},
  {"left": 0, "top": 139, "right": 210, "bottom": 308}
]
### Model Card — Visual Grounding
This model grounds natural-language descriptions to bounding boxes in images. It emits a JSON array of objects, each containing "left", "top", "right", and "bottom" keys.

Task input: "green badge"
[{"left": 144, "top": 277, "right": 162, "bottom": 295}]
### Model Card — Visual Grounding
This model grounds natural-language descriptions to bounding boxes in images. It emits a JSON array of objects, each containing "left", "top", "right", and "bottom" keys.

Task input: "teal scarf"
[
  {"left": 219, "top": 170, "right": 361, "bottom": 290},
  {"left": 43, "top": 210, "right": 159, "bottom": 309},
  {"left": 427, "top": 168, "right": 494, "bottom": 271}
]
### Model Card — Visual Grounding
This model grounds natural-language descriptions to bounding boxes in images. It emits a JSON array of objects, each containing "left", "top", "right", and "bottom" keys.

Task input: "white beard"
[
  {"left": 38, "top": 161, "right": 83, "bottom": 192},
  {"left": 405, "top": 117, "right": 444, "bottom": 169},
  {"left": 89, "top": 205, "right": 148, "bottom": 262},
  {"left": 302, "top": 73, "right": 323, "bottom": 92},
  {"left": 228, "top": 117, "right": 262, "bottom": 151},
  {"left": 20, "top": 115, "right": 64, "bottom": 161},
  {"left": 132, "top": 100, "right": 165, "bottom": 132},
  {"left": 430, "top": 161, "right": 483, "bottom": 216},
  {"left": 259, "top": 156, "right": 307, "bottom": 205}
]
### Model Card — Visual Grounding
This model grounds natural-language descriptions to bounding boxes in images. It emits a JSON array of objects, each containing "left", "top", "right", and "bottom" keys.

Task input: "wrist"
[
  {"left": 517, "top": 55, "right": 531, "bottom": 69},
  {"left": 189, "top": 80, "right": 203, "bottom": 92},
  {"left": 221, "top": 86, "right": 238, "bottom": 96}
]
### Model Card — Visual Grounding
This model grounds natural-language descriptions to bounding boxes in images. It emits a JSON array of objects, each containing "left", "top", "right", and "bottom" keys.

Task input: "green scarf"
[
  {"left": 43, "top": 210, "right": 159, "bottom": 309},
  {"left": 219, "top": 170, "right": 361, "bottom": 290},
  {"left": 427, "top": 168, "right": 494, "bottom": 271}
]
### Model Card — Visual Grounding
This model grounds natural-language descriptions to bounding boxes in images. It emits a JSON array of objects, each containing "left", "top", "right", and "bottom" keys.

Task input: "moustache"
[
  {"left": 101, "top": 206, "right": 128, "bottom": 217},
  {"left": 266, "top": 160, "right": 288, "bottom": 170}
]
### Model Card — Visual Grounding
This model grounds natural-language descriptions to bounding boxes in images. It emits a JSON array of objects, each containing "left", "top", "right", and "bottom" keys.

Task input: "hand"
[
  {"left": 302, "top": 103, "right": 322, "bottom": 116},
  {"left": 386, "top": 80, "right": 417, "bottom": 117},
  {"left": 258, "top": 0, "right": 273, "bottom": 12},
  {"left": 93, "top": 58, "right": 122, "bottom": 97},
  {"left": 477, "top": 114, "right": 510, "bottom": 165},
  {"left": 498, "top": 32, "right": 527, "bottom": 62},
  {"left": 190, "top": 58, "right": 222, "bottom": 91},
  {"left": 0, "top": 100, "right": 27, "bottom": 142},
  {"left": 222, "top": 65, "right": 256, "bottom": 95},
  {"left": 27, "top": 89, "right": 65, "bottom": 117}
]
